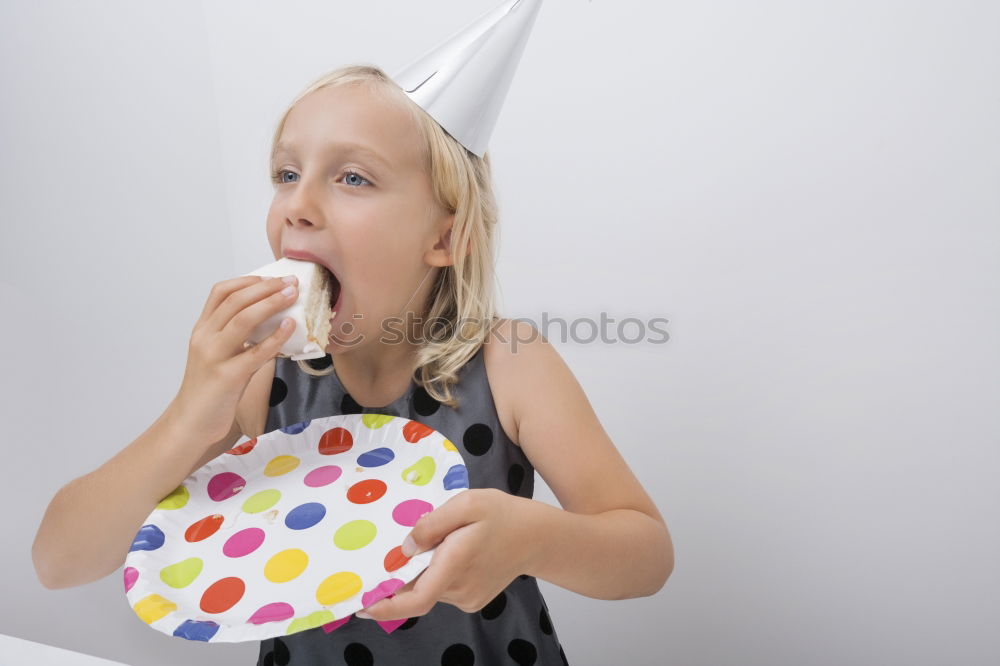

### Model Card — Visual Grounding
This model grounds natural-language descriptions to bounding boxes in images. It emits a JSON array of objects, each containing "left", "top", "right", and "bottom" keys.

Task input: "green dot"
[
  {"left": 287, "top": 610, "right": 335, "bottom": 633},
  {"left": 243, "top": 489, "right": 281, "bottom": 513},
  {"left": 157, "top": 485, "right": 189, "bottom": 510},
  {"left": 402, "top": 456, "right": 436, "bottom": 486},
  {"left": 160, "top": 557, "right": 203, "bottom": 588},
  {"left": 333, "top": 519, "right": 377, "bottom": 550},
  {"left": 361, "top": 413, "right": 394, "bottom": 429}
]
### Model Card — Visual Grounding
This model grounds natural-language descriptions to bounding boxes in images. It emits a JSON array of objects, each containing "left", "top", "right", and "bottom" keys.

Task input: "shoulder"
[
  {"left": 481, "top": 317, "right": 569, "bottom": 448},
  {"left": 483, "top": 319, "right": 666, "bottom": 525}
]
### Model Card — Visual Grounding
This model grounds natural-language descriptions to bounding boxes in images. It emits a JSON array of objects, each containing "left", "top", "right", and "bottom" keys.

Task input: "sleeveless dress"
[{"left": 256, "top": 345, "right": 571, "bottom": 666}]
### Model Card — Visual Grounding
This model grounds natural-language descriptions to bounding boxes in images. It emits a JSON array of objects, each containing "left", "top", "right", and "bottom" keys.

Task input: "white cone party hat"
[{"left": 390, "top": 0, "right": 544, "bottom": 158}]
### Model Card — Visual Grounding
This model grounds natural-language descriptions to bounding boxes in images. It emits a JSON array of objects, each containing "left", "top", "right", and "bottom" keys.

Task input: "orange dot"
[
  {"left": 403, "top": 421, "right": 433, "bottom": 443},
  {"left": 384, "top": 545, "right": 411, "bottom": 572},
  {"left": 346, "top": 479, "right": 387, "bottom": 504},
  {"left": 200, "top": 576, "right": 245, "bottom": 614},
  {"left": 319, "top": 427, "right": 353, "bottom": 455},
  {"left": 185, "top": 514, "right": 224, "bottom": 542}
]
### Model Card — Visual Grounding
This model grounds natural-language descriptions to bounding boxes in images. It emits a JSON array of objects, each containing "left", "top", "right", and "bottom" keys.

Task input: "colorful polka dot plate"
[{"left": 123, "top": 413, "right": 470, "bottom": 643}]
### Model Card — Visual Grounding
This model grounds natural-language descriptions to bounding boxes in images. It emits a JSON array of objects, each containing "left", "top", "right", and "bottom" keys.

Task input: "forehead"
[{"left": 275, "top": 84, "right": 424, "bottom": 171}]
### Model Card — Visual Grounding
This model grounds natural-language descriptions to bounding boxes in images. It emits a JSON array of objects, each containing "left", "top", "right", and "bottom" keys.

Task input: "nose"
[{"left": 282, "top": 175, "right": 326, "bottom": 229}]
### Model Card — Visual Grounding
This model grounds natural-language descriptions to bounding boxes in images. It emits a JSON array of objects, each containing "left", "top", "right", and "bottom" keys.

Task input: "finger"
[
  {"left": 360, "top": 550, "right": 452, "bottom": 621},
  {"left": 233, "top": 314, "right": 296, "bottom": 370},
  {"left": 404, "top": 489, "right": 479, "bottom": 557},
  {"left": 212, "top": 277, "right": 298, "bottom": 353},
  {"left": 199, "top": 275, "right": 263, "bottom": 322}
]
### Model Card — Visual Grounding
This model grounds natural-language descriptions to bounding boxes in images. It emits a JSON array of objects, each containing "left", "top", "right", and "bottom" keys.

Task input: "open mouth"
[{"left": 318, "top": 264, "right": 342, "bottom": 313}]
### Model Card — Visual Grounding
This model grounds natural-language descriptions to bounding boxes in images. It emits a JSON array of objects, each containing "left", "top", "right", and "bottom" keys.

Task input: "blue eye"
[
  {"left": 341, "top": 170, "right": 371, "bottom": 187},
  {"left": 269, "top": 169, "right": 371, "bottom": 188}
]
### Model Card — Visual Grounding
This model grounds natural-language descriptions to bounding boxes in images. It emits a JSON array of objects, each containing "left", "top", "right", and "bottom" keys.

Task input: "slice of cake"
[{"left": 242, "top": 257, "right": 339, "bottom": 360}]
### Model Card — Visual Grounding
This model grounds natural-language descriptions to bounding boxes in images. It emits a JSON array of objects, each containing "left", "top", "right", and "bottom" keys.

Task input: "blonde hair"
[{"left": 272, "top": 64, "right": 501, "bottom": 409}]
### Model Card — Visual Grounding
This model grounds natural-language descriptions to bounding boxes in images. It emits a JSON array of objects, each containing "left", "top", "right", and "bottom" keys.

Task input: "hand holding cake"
[{"left": 241, "top": 257, "right": 341, "bottom": 361}]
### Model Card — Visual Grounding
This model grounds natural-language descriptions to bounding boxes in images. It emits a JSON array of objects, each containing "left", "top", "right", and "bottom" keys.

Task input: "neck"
[
  {"left": 329, "top": 265, "right": 436, "bottom": 407},
  {"left": 332, "top": 339, "right": 419, "bottom": 408}
]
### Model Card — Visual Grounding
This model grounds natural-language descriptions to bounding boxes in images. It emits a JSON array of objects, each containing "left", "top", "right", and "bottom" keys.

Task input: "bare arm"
[
  {"left": 31, "top": 404, "right": 243, "bottom": 590},
  {"left": 32, "top": 274, "right": 298, "bottom": 590},
  {"left": 520, "top": 497, "right": 673, "bottom": 600},
  {"left": 498, "top": 319, "right": 674, "bottom": 598}
]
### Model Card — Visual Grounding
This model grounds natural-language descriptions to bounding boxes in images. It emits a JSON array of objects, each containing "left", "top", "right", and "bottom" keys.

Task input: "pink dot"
[
  {"left": 123, "top": 566, "right": 138, "bottom": 593},
  {"left": 362, "top": 578, "right": 405, "bottom": 608},
  {"left": 207, "top": 472, "right": 246, "bottom": 501},
  {"left": 304, "top": 465, "right": 342, "bottom": 487},
  {"left": 322, "top": 616, "right": 351, "bottom": 633},
  {"left": 392, "top": 499, "right": 434, "bottom": 527},
  {"left": 223, "top": 527, "right": 266, "bottom": 557},
  {"left": 247, "top": 602, "right": 295, "bottom": 625}
]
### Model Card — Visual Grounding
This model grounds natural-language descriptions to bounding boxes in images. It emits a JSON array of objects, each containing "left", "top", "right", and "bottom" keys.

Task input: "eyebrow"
[{"left": 271, "top": 141, "right": 392, "bottom": 171}]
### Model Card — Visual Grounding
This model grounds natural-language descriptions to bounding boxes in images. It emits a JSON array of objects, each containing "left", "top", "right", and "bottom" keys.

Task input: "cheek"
[{"left": 265, "top": 218, "right": 281, "bottom": 257}]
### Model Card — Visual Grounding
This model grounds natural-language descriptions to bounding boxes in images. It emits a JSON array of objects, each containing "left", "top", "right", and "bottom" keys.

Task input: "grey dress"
[{"left": 256, "top": 345, "right": 570, "bottom": 666}]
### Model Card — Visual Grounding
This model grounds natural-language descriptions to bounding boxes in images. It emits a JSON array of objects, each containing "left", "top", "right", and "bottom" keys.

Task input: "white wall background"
[{"left": 2, "top": 1, "right": 998, "bottom": 664}]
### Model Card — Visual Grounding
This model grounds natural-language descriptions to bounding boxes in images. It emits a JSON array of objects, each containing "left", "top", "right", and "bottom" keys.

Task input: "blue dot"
[
  {"left": 280, "top": 420, "right": 311, "bottom": 435},
  {"left": 173, "top": 619, "right": 220, "bottom": 641},
  {"left": 285, "top": 502, "right": 327, "bottom": 530},
  {"left": 129, "top": 524, "right": 165, "bottom": 552},
  {"left": 357, "top": 447, "right": 395, "bottom": 468},
  {"left": 443, "top": 464, "right": 469, "bottom": 490}
]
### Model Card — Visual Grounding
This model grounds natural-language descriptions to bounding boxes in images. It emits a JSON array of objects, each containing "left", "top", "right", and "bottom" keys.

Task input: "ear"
[{"left": 424, "top": 216, "right": 470, "bottom": 267}]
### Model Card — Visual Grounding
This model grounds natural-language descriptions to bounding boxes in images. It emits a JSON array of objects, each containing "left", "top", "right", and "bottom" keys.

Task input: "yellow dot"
[
  {"left": 264, "top": 548, "right": 309, "bottom": 583},
  {"left": 316, "top": 571, "right": 363, "bottom": 605},
  {"left": 264, "top": 454, "right": 300, "bottom": 477},
  {"left": 133, "top": 594, "right": 177, "bottom": 624},
  {"left": 442, "top": 438, "right": 457, "bottom": 452}
]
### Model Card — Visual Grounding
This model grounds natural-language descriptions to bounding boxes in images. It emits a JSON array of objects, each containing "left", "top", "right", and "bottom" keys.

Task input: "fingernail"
[
  {"left": 355, "top": 610, "right": 371, "bottom": 619},
  {"left": 401, "top": 534, "right": 417, "bottom": 558},
  {"left": 282, "top": 275, "right": 296, "bottom": 284}
]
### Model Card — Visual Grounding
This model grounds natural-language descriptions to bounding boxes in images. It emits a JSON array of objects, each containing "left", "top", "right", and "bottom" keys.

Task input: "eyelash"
[{"left": 269, "top": 168, "right": 372, "bottom": 188}]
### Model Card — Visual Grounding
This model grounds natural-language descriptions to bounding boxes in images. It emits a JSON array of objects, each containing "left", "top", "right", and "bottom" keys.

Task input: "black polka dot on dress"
[
  {"left": 340, "top": 392, "right": 363, "bottom": 415},
  {"left": 507, "top": 638, "right": 538, "bottom": 666},
  {"left": 480, "top": 591, "right": 507, "bottom": 620},
  {"left": 413, "top": 385, "right": 441, "bottom": 416},
  {"left": 269, "top": 377, "right": 288, "bottom": 408},
  {"left": 462, "top": 423, "right": 493, "bottom": 456},
  {"left": 304, "top": 354, "right": 333, "bottom": 371},
  {"left": 508, "top": 463, "right": 526, "bottom": 495},
  {"left": 343, "top": 642, "right": 375, "bottom": 665},
  {"left": 441, "top": 642, "right": 476, "bottom": 666}
]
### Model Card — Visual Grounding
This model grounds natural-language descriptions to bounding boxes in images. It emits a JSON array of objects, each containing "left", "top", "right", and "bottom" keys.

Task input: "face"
[{"left": 266, "top": 83, "right": 454, "bottom": 352}]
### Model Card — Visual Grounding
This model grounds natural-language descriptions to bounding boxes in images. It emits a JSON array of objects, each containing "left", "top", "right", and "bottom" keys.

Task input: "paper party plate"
[{"left": 123, "top": 413, "right": 469, "bottom": 643}]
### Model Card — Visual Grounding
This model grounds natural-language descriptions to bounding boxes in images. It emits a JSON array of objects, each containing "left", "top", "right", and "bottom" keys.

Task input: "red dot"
[
  {"left": 200, "top": 577, "right": 246, "bottom": 614},
  {"left": 226, "top": 437, "right": 258, "bottom": 455},
  {"left": 403, "top": 421, "right": 433, "bottom": 443},
  {"left": 185, "top": 514, "right": 224, "bottom": 542},
  {"left": 346, "top": 479, "right": 387, "bottom": 504},
  {"left": 384, "top": 545, "right": 411, "bottom": 572},
  {"left": 319, "top": 427, "right": 353, "bottom": 455}
]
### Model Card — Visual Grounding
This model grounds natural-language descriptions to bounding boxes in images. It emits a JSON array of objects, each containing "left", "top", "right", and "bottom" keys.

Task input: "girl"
[{"left": 32, "top": 65, "right": 673, "bottom": 665}]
